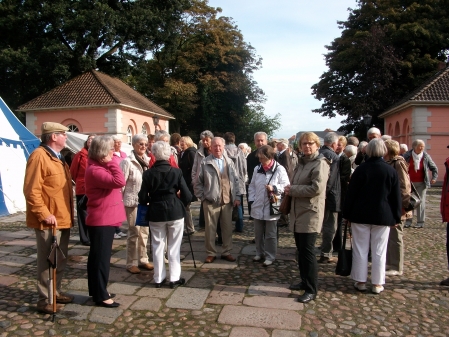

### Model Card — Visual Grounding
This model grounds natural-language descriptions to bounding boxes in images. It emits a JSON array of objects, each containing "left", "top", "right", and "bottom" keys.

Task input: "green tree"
[
  {"left": 129, "top": 0, "right": 277, "bottom": 143},
  {"left": 0, "top": 0, "right": 189, "bottom": 111},
  {"left": 312, "top": 0, "right": 449, "bottom": 135}
]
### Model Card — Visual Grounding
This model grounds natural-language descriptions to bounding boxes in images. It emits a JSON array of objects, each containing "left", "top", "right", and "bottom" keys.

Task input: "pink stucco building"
[
  {"left": 379, "top": 65, "right": 449, "bottom": 182},
  {"left": 17, "top": 70, "right": 174, "bottom": 144}
]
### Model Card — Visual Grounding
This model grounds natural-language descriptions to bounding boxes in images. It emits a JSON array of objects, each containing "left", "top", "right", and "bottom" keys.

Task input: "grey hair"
[
  {"left": 211, "top": 137, "right": 225, "bottom": 146},
  {"left": 358, "top": 141, "right": 368, "bottom": 151},
  {"left": 151, "top": 141, "right": 171, "bottom": 161},
  {"left": 347, "top": 136, "right": 359, "bottom": 147},
  {"left": 88, "top": 136, "right": 113, "bottom": 161},
  {"left": 155, "top": 130, "right": 170, "bottom": 141},
  {"left": 40, "top": 133, "right": 53, "bottom": 144},
  {"left": 344, "top": 145, "right": 357, "bottom": 157},
  {"left": 200, "top": 130, "right": 214, "bottom": 140},
  {"left": 367, "top": 127, "right": 381, "bottom": 137},
  {"left": 112, "top": 135, "right": 122, "bottom": 141},
  {"left": 254, "top": 131, "right": 268, "bottom": 140},
  {"left": 400, "top": 144, "right": 408, "bottom": 151},
  {"left": 381, "top": 135, "right": 392, "bottom": 141},
  {"left": 323, "top": 132, "right": 339, "bottom": 145},
  {"left": 132, "top": 134, "right": 147, "bottom": 145},
  {"left": 365, "top": 138, "right": 387, "bottom": 158},
  {"left": 238, "top": 143, "right": 248, "bottom": 150},
  {"left": 412, "top": 139, "right": 425, "bottom": 149}
]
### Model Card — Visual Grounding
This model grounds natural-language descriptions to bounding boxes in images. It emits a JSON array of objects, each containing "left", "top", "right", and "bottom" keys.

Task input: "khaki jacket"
[
  {"left": 289, "top": 151, "right": 330, "bottom": 233},
  {"left": 23, "top": 146, "right": 74, "bottom": 230},
  {"left": 120, "top": 151, "right": 149, "bottom": 208},
  {"left": 387, "top": 156, "right": 412, "bottom": 220}
]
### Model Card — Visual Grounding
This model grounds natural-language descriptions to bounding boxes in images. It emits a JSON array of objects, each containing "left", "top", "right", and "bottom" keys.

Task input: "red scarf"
[{"left": 262, "top": 159, "right": 275, "bottom": 172}]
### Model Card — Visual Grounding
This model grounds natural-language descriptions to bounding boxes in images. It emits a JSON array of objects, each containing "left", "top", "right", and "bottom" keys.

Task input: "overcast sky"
[{"left": 207, "top": 0, "right": 358, "bottom": 139}]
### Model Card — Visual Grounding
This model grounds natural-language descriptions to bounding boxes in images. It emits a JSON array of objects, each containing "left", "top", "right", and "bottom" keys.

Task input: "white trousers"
[
  {"left": 149, "top": 218, "right": 184, "bottom": 283},
  {"left": 351, "top": 222, "right": 390, "bottom": 285}
]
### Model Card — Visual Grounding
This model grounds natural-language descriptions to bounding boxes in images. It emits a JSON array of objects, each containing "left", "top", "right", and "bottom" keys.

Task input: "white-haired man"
[{"left": 194, "top": 137, "right": 243, "bottom": 263}]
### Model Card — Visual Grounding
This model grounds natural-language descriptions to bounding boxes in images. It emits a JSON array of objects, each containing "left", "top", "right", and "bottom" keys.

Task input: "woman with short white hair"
[
  {"left": 120, "top": 134, "right": 153, "bottom": 274},
  {"left": 139, "top": 141, "right": 192, "bottom": 288},
  {"left": 343, "top": 138, "right": 401, "bottom": 294},
  {"left": 402, "top": 139, "right": 438, "bottom": 228}
]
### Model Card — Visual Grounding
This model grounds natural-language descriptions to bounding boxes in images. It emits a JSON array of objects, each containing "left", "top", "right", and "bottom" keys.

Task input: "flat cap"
[{"left": 41, "top": 122, "right": 69, "bottom": 135}]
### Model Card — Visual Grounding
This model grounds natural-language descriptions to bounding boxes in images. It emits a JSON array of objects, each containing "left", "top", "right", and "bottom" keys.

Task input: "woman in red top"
[
  {"left": 70, "top": 134, "right": 95, "bottom": 245},
  {"left": 402, "top": 140, "right": 438, "bottom": 228}
]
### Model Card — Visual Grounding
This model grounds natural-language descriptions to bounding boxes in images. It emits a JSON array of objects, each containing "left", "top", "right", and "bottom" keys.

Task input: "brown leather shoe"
[
  {"left": 56, "top": 293, "right": 74, "bottom": 304},
  {"left": 37, "top": 303, "right": 63, "bottom": 314},
  {"left": 221, "top": 255, "right": 236, "bottom": 262},
  {"left": 138, "top": 263, "right": 154, "bottom": 271},
  {"left": 204, "top": 256, "right": 216, "bottom": 263},
  {"left": 127, "top": 266, "right": 141, "bottom": 274}
]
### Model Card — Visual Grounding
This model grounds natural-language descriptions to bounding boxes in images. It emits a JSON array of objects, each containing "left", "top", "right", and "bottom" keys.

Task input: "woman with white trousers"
[{"left": 343, "top": 139, "right": 402, "bottom": 294}]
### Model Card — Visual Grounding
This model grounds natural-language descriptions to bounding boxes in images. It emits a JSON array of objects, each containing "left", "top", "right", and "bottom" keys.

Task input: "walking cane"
[
  {"left": 47, "top": 223, "right": 66, "bottom": 322},
  {"left": 186, "top": 230, "right": 196, "bottom": 268}
]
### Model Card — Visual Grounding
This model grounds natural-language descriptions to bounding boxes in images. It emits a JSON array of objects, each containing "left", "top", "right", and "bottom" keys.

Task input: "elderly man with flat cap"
[{"left": 23, "top": 122, "right": 74, "bottom": 314}]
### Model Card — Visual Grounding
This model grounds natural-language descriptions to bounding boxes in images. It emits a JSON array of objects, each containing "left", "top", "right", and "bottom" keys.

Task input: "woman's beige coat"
[
  {"left": 289, "top": 151, "right": 330, "bottom": 233},
  {"left": 387, "top": 155, "right": 412, "bottom": 220}
]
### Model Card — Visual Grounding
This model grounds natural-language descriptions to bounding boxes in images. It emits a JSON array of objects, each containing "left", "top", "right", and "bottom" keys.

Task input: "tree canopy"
[
  {"left": 0, "top": 0, "right": 279, "bottom": 143},
  {"left": 311, "top": 0, "right": 449, "bottom": 135}
]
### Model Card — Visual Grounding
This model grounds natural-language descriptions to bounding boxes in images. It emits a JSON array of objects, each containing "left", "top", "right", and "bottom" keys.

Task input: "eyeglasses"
[
  {"left": 138, "top": 143, "right": 148, "bottom": 146},
  {"left": 302, "top": 142, "right": 315, "bottom": 146},
  {"left": 54, "top": 132, "right": 67, "bottom": 137}
]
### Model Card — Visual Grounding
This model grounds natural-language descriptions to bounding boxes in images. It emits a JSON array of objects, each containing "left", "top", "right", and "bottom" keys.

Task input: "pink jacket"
[{"left": 85, "top": 158, "right": 126, "bottom": 226}]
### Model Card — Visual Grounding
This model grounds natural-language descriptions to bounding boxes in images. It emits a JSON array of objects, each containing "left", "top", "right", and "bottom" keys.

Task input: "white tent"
[{"left": 0, "top": 97, "right": 40, "bottom": 216}]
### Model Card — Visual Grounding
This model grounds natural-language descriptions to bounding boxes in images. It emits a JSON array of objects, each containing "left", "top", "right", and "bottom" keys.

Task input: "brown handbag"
[{"left": 279, "top": 194, "right": 291, "bottom": 215}]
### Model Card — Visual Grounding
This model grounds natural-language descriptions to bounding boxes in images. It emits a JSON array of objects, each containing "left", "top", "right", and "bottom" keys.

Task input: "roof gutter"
[{"left": 16, "top": 103, "right": 175, "bottom": 120}]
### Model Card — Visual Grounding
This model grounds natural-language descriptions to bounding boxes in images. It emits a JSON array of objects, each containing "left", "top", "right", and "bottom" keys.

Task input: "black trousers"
[
  {"left": 199, "top": 203, "right": 205, "bottom": 228},
  {"left": 332, "top": 212, "right": 343, "bottom": 252},
  {"left": 75, "top": 195, "right": 90, "bottom": 244},
  {"left": 294, "top": 232, "right": 318, "bottom": 295},
  {"left": 87, "top": 225, "right": 115, "bottom": 303}
]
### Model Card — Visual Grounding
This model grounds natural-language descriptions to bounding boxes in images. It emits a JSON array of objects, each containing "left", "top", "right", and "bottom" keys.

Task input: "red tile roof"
[
  {"left": 380, "top": 65, "right": 449, "bottom": 117},
  {"left": 17, "top": 70, "right": 174, "bottom": 119}
]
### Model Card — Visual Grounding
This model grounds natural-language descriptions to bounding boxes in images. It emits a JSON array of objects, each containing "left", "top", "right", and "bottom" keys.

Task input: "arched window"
[
  {"left": 141, "top": 124, "right": 147, "bottom": 135},
  {"left": 127, "top": 126, "right": 133, "bottom": 145},
  {"left": 66, "top": 124, "right": 79, "bottom": 132}
]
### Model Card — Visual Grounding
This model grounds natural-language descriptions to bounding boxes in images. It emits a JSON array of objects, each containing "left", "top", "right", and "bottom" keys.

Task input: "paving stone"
[
  {"left": 68, "top": 278, "right": 89, "bottom": 291},
  {"left": 243, "top": 295, "right": 303, "bottom": 310},
  {"left": 218, "top": 305, "right": 301, "bottom": 330},
  {"left": 89, "top": 307, "right": 123, "bottom": 324},
  {"left": 111, "top": 250, "right": 126, "bottom": 259},
  {"left": 165, "top": 287, "right": 210, "bottom": 309},
  {"left": 108, "top": 267, "right": 132, "bottom": 282},
  {"left": 61, "top": 303, "right": 92, "bottom": 321},
  {"left": 130, "top": 297, "right": 161, "bottom": 311},
  {"left": 107, "top": 282, "right": 143, "bottom": 295},
  {"left": 135, "top": 287, "right": 173, "bottom": 298},
  {"left": 0, "top": 275, "right": 19, "bottom": 286},
  {"left": 206, "top": 285, "right": 246, "bottom": 305},
  {"left": 248, "top": 282, "right": 291, "bottom": 297},
  {"left": 0, "top": 245, "right": 26, "bottom": 254},
  {"left": 229, "top": 327, "right": 269, "bottom": 337},
  {"left": 272, "top": 330, "right": 305, "bottom": 337},
  {"left": 67, "top": 249, "right": 89, "bottom": 256},
  {"left": 0, "top": 255, "right": 35, "bottom": 267},
  {"left": 4, "top": 239, "right": 36, "bottom": 247},
  {"left": 0, "top": 265, "right": 21, "bottom": 275},
  {"left": 240, "top": 245, "right": 257, "bottom": 255}
]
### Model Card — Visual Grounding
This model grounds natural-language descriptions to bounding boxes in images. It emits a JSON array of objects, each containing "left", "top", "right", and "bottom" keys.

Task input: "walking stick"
[{"left": 186, "top": 230, "right": 196, "bottom": 268}]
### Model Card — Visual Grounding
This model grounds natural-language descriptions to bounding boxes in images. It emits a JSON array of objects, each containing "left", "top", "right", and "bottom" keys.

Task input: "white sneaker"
[
  {"left": 253, "top": 256, "right": 261, "bottom": 261},
  {"left": 263, "top": 260, "right": 273, "bottom": 266},
  {"left": 354, "top": 282, "right": 367, "bottom": 292},
  {"left": 119, "top": 232, "right": 127, "bottom": 237},
  {"left": 114, "top": 233, "right": 121, "bottom": 239},
  {"left": 372, "top": 285, "right": 384, "bottom": 294},
  {"left": 385, "top": 270, "right": 403, "bottom": 276}
]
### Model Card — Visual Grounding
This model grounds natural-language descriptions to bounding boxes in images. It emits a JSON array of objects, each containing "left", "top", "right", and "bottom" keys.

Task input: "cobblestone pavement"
[{"left": 0, "top": 187, "right": 449, "bottom": 336}]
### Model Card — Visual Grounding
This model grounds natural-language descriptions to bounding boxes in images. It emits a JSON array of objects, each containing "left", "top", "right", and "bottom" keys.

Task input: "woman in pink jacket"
[{"left": 85, "top": 136, "right": 126, "bottom": 308}]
